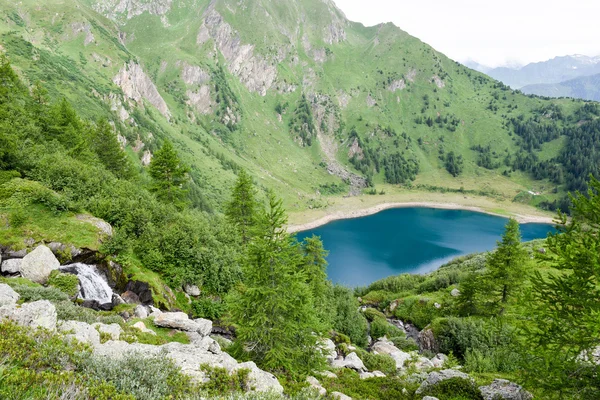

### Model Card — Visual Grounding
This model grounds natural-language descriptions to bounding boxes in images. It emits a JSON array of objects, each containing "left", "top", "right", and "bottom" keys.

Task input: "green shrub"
[
  {"left": 199, "top": 364, "right": 250, "bottom": 395},
  {"left": 363, "top": 307, "right": 386, "bottom": 321},
  {"left": 329, "top": 285, "right": 368, "bottom": 347},
  {"left": 356, "top": 349, "right": 397, "bottom": 376},
  {"left": 320, "top": 368, "right": 412, "bottom": 400},
  {"left": 370, "top": 317, "right": 404, "bottom": 340},
  {"left": 392, "top": 296, "right": 444, "bottom": 329},
  {"left": 54, "top": 301, "right": 122, "bottom": 325},
  {"left": 418, "top": 377, "right": 484, "bottom": 400},
  {"left": 8, "top": 206, "right": 28, "bottom": 227},
  {"left": 11, "top": 284, "right": 70, "bottom": 302},
  {"left": 47, "top": 270, "right": 79, "bottom": 297},
  {"left": 191, "top": 297, "right": 226, "bottom": 320},
  {"left": 390, "top": 336, "right": 419, "bottom": 352},
  {"left": 81, "top": 352, "right": 193, "bottom": 400}
]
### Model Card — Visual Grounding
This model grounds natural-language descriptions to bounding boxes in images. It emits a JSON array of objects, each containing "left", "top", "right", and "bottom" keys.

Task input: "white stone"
[
  {"left": 331, "top": 392, "right": 352, "bottom": 400},
  {"left": 20, "top": 245, "right": 60, "bottom": 284},
  {"left": 371, "top": 338, "right": 412, "bottom": 369},
  {"left": 134, "top": 305, "right": 148, "bottom": 319},
  {"left": 183, "top": 284, "right": 201, "bottom": 297},
  {"left": 359, "top": 372, "right": 374, "bottom": 379},
  {"left": 415, "top": 369, "right": 474, "bottom": 394},
  {"left": 431, "top": 353, "right": 448, "bottom": 368},
  {"left": 92, "top": 323, "right": 123, "bottom": 341},
  {"left": 306, "top": 376, "right": 327, "bottom": 396},
  {"left": 59, "top": 320, "right": 100, "bottom": 346},
  {"left": 154, "top": 312, "right": 198, "bottom": 331},
  {"left": 331, "top": 352, "right": 366, "bottom": 372},
  {"left": 372, "top": 370, "right": 386, "bottom": 377},
  {"left": 0, "top": 284, "right": 19, "bottom": 307},
  {"left": 1, "top": 259, "right": 22, "bottom": 274},
  {"left": 193, "top": 318, "right": 212, "bottom": 336},
  {"left": 12, "top": 300, "right": 57, "bottom": 331},
  {"left": 451, "top": 288, "right": 461, "bottom": 297},
  {"left": 319, "top": 338, "right": 337, "bottom": 363}
]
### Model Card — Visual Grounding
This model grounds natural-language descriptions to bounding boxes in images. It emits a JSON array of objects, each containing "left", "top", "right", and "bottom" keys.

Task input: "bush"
[
  {"left": 199, "top": 364, "right": 250, "bottom": 395},
  {"left": 11, "top": 284, "right": 69, "bottom": 302},
  {"left": 54, "top": 301, "right": 123, "bottom": 325},
  {"left": 81, "top": 351, "right": 193, "bottom": 400},
  {"left": 320, "top": 369, "right": 412, "bottom": 400},
  {"left": 329, "top": 285, "right": 368, "bottom": 347},
  {"left": 370, "top": 317, "right": 404, "bottom": 340},
  {"left": 191, "top": 297, "right": 226, "bottom": 320},
  {"left": 47, "top": 270, "right": 79, "bottom": 297},
  {"left": 363, "top": 307, "right": 387, "bottom": 321},
  {"left": 418, "top": 377, "right": 484, "bottom": 400},
  {"left": 357, "top": 349, "right": 397, "bottom": 376},
  {"left": 390, "top": 336, "right": 419, "bottom": 352},
  {"left": 392, "top": 296, "right": 444, "bottom": 330}
]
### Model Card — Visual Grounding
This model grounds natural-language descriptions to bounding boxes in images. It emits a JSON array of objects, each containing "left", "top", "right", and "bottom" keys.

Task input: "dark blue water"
[{"left": 296, "top": 207, "right": 554, "bottom": 287}]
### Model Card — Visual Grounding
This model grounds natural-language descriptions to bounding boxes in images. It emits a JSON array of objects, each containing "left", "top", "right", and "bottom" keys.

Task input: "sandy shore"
[{"left": 287, "top": 201, "right": 557, "bottom": 233}]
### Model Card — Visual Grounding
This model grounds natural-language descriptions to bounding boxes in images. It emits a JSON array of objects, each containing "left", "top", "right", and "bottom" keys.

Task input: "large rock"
[
  {"left": 0, "top": 283, "right": 19, "bottom": 307},
  {"left": 58, "top": 320, "right": 100, "bottom": 346},
  {"left": 20, "top": 245, "right": 60, "bottom": 284},
  {"left": 11, "top": 300, "right": 57, "bottom": 331},
  {"left": 331, "top": 392, "right": 352, "bottom": 400},
  {"left": 415, "top": 369, "right": 475, "bottom": 394},
  {"left": 418, "top": 328, "right": 439, "bottom": 352},
  {"left": 479, "top": 379, "right": 533, "bottom": 400},
  {"left": 121, "top": 291, "right": 141, "bottom": 304},
  {"left": 1, "top": 258, "right": 22, "bottom": 275},
  {"left": 331, "top": 352, "right": 366, "bottom": 372},
  {"left": 154, "top": 312, "right": 199, "bottom": 332},
  {"left": 132, "top": 321, "right": 157, "bottom": 336},
  {"left": 371, "top": 337, "right": 412, "bottom": 369},
  {"left": 92, "top": 323, "right": 123, "bottom": 341},
  {"left": 234, "top": 361, "right": 284, "bottom": 393},
  {"left": 125, "top": 280, "right": 153, "bottom": 304}
]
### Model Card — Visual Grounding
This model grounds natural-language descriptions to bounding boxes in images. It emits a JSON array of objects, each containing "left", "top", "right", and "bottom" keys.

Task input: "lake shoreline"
[{"left": 287, "top": 202, "right": 557, "bottom": 233}]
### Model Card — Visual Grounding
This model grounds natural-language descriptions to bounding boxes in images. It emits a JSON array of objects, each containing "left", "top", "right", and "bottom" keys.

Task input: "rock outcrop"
[
  {"left": 1, "top": 300, "right": 58, "bottom": 331},
  {"left": 371, "top": 337, "right": 411, "bottom": 369},
  {"left": 1, "top": 258, "right": 22, "bottom": 275},
  {"left": 331, "top": 352, "right": 366, "bottom": 372},
  {"left": 94, "top": 0, "right": 173, "bottom": 22},
  {"left": 154, "top": 312, "right": 212, "bottom": 336},
  {"left": 198, "top": 9, "right": 277, "bottom": 96},
  {"left": 113, "top": 62, "right": 170, "bottom": 119},
  {"left": 20, "top": 245, "right": 60, "bottom": 284},
  {"left": 0, "top": 284, "right": 19, "bottom": 307},
  {"left": 415, "top": 369, "right": 475, "bottom": 394},
  {"left": 59, "top": 320, "right": 101, "bottom": 346}
]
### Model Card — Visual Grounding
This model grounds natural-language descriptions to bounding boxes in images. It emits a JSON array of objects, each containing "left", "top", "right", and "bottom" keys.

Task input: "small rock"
[
  {"left": 331, "top": 392, "right": 352, "bottom": 400},
  {"left": 430, "top": 353, "right": 448, "bottom": 368},
  {"left": 422, "top": 397, "right": 440, "bottom": 400},
  {"left": 317, "top": 370, "right": 338, "bottom": 379},
  {"left": 479, "top": 379, "right": 533, "bottom": 400},
  {"left": 134, "top": 305, "right": 148, "bottom": 319},
  {"left": 0, "top": 283, "right": 19, "bottom": 307},
  {"left": 331, "top": 352, "right": 366, "bottom": 372},
  {"left": 1, "top": 259, "right": 22, "bottom": 275},
  {"left": 347, "top": 345, "right": 356, "bottom": 351},
  {"left": 148, "top": 305, "right": 162, "bottom": 318},
  {"left": 451, "top": 288, "right": 460, "bottom": 297},
  {"left": 372, "top": 370, "right": 386, "bottom": 377},
  {"left": 306, "top": 376, "right": 327, "bottom": 396},
  {"left": 6, "top": 249, "right": 27, "bottom": 258},
  {"left": 132, "top": 321, "right": 157, "bottom": 335},
  {"left": 112, "top": 294, "right": 125, "bottom": 307},
  {"left": 359, "top": 372, "right": 374, "bottom": 379},
  {"left": 121, "top": 291, "right": 141, "bottom": 304},
  {"left": 183, "top": 283, "right": 201, "bottom": 297},
  {"left": 415, "top": 356, "right": 435, "bottom": 370},
  {"left": 20, "top": 245, "right": 60, "bottom": 284},
  {"left": 434, "top": 302, "right": 441, "bottom": 309},
  {"left": 76, "top": 214, "right": 113, "bottom": 236},
  {"left": 319, "top": 338, "right": 337, "bottom": 363}
]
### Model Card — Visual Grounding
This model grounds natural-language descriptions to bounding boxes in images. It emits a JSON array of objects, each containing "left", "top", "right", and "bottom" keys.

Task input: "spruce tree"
[
  {"left": 228, "top": 192, "right": 323, "bottom": 374},
  {"left": 301, "top": 235, "right": 332, "bottom": 326},
  {"left": 483, "top": 218, "right": 528, "bottom": 314},
  {"left": 91, "top": 118, "right": 132, "bottom": 179},
  {"left": 148, "top": 139, "right": 189, "bottom": 207},
  {"left": 225, "top": 169, "right": 258, "bottom": 245}
]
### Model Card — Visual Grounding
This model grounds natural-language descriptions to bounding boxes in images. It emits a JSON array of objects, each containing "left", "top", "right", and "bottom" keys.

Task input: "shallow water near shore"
[{"left": 296, "top": 207, "right": 555, "bottom": 287}]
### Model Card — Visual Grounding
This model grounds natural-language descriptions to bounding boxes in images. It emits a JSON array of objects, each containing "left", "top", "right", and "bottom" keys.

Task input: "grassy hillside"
[
  {"left": 1, "top": 0, "right": 597, "bottom": 219},
  {"left": 522, "top": 73, "right": 600, "bottom": 101}
]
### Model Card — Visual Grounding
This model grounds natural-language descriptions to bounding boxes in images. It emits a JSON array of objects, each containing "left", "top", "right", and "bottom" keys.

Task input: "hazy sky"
[{"left": 332, "top": 0, "right": 600, "bottom": 67}]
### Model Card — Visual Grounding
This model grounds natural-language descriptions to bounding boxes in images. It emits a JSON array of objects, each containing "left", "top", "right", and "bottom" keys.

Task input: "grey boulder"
[
  {"left": 58, "top": 320, "right": 100, "bottom": 346},
  {"left": 134, "top": 304, "right": 148, "bottom": 319},
  {"left": 0, "top": 283, "right": 19, "bottom": 307},
  {"left": 331, "top": 352, "right": 366, "bottom": 372},
  {"left": 479, "top": 379, "right": 533, "bottom": 400},
  {"left": 20, "top": 245, "right": 60, "bottom": 284},
  {"left": 8, "top": 300, "right": 57, "bottom": 331},
  {"left": 416, "top": 369, "right": 475, "bottom": 394},
  {"left": 371, "top": 337, "right": 411, "bottom": 369},
  {"left": 1, "top": 258, "right": 22, "bottom": 275},
  {"left": 92, "top": 323, "right": 123, "bottom": 341}
]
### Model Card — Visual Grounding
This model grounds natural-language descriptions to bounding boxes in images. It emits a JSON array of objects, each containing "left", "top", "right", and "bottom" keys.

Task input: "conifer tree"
[
  {"left": 483, "top": 218, "right": 528, "bottom": 314},
  {"left": 524, "top": 177, "right": 600, "bottom": 396},
  {"left": 228, "top": 192, "right": 323, "bottom": 374},
  {"left": 149, "top": 139, "right": 189, "bottom": 207},
  {"left": 91, "top": 118, "right": 132, "bottom": 179},
  {"left": 225, "top": 169, "right": 258, "bottom": 245},
  {"left": 301, "top": 235, "right": 332, "bottom": 325}
]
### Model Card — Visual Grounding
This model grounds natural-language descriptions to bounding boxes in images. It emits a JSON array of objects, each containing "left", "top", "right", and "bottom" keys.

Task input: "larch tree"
[
  {"left": 148, "top": 139, "right": 189, "bottom": 208},
  {"left": 225, "top": 169, "right": 259, "bottom": 245},
  {"left": 91, "top": 118, "right": 132, "bottom": 179},
  {"left": 228, "top": 192, "right": 324, "bottom": 374},
  {"left": 483, "top": 218, "right": 528, "bottom": 314}
]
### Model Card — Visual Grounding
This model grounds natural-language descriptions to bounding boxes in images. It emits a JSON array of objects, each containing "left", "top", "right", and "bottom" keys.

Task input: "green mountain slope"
[{"left": 0, "top": 0, "right": 598, "bottom": 215}]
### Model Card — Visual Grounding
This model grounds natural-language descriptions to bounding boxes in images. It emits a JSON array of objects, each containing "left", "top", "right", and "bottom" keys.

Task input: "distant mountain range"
[{"left": 466, "top": 55, "right": 600, "bottom": 101}]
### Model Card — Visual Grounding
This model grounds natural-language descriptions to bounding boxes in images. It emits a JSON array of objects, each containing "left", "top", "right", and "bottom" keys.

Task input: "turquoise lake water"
[{"left": 296, "top": 207, "right": 555, "bottom": 287}]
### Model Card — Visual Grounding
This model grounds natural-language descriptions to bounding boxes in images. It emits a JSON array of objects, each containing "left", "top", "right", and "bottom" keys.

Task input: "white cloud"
[{"left": 333, "top": 0, "right": 600, "bottom": 67}]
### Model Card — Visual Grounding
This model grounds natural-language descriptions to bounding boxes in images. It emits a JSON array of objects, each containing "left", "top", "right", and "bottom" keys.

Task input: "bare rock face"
[
  {"left": 113, "top": 62, "right": 170, "bottom": 119},
  {"left": 92, "top": 322, "right": 123, "bottom": 340},
  {"left": 93, "top": 0, "right": 173, "bottom": 22},
  {"left": 418, "top": 328, "right": 439, "bottom": 352},
  {"left": 71, "top": 22, "right": 95, "bottom": 46},
  {"left": 76, "top": 214, "right": 113, "bottom": 237},
  {"left": 388, "top": 79, "right": 406, "bottom": 92},
  {"left": 198, "top": 9, "right": 277, "bottom": 96},
  {"left": 181, "top": 63, "right": 210, "bottom": 86},
  {"left": 431, "top": 75, "right": 445, "bottom": 88},
  {"left": 59, "top": 320, "right": 101, "bottom": 346},
  {"left": 11, "top": 300, "right": 58, "bottom": 331},
  {"left": 20, "top": 245, "right": 60, "bottom": 284},
  {"left": 186, "top": 86, "right": 212, "bottom": 115}
]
